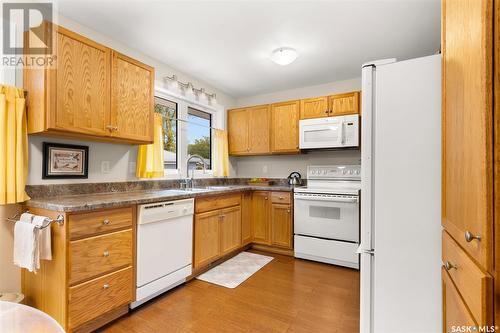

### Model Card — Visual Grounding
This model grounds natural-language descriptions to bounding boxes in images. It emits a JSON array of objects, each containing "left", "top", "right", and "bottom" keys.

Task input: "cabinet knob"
[
  {"left": 464, "top": 230, "right": 481, "bottom": 242},
  {"left": 103, "top": 250, "right": 110, "bottom": 257},
  {"left": 103, "top": 284, "right": 110, "bottom": 289},
  {"left": 106, "top": 125, "right": 118, "bottom": 132},
  {"left": 279, "top": 196, "right": 284, "bottom": 199},
  {"left": 287, "top": 209, "right": 291, "bottom": 213},
  {"left": 324, "top": 110, "right": 329, "bottom": 114},
  {"left": 443, "top": 261, "right": 457, "bottom": 271},
  {"left": 264, "top": 197, "right": 268, "bottom": 200},
  {"left": 103, "top": 219, "right": 110, "bottom": 225}
]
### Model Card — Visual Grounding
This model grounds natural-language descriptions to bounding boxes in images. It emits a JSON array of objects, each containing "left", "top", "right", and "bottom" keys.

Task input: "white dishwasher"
[{"left": 131, "top": 198, "right": 194, "bottom": 309}]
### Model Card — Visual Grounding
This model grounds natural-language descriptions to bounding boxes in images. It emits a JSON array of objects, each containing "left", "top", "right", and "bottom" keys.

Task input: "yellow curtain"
[
  {"left": 0, "top": 85, "right": 30, "bottom": 204},
  {"left": 136, "top": 113, "right": 165, "bottom": 178},
  {"left": 212, "top": 129, "right": 229, "bottom": 177}
]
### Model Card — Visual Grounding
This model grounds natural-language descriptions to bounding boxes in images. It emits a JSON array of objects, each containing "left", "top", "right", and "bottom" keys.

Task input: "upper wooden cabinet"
[
  {"left": 300, "top": 96, "right": 329, "bottom": 119},
  {"left": 228, "top": 105, "right": 270, "bottom": 155},
  {"left": 270, "top": 100, "right": 300, "bottom": 153},
  {"left": 24, "top": 24, "right": 154, "bottom": 144},
  {"left": 110, "top": 51, "right": 154, "bottom": 142},
  {"left": 248, "top": 105, "right": 271, "bottom": 154},
  {"left": 329, "top": 91, "right": 360, "bottom": 116}
]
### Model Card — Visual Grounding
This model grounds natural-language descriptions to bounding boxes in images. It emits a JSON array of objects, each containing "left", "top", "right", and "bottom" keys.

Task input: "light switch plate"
[{"left": 101, "top": 161, "right": 110, "bottom": 174}]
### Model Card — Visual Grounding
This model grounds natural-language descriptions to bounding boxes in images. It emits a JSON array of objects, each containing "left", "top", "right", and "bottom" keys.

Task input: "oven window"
[{"left": 309, "top": 206, "right": 341, "bottom": 219}]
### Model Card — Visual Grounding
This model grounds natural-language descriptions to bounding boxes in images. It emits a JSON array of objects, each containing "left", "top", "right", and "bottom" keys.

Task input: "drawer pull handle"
[
  {"left": 279, "top": 196, "right": 284, "bottom": 199},
  {"left": 103, "top": 250, "right": 110, "bottom": 257},
  {"left": 103, "top": 284, "right": 110, "bottom": 289},
  {"left": 444, "top": 261, "right": 457, "bottom": 271},
  {"left": 103, "top": 219, "right": 110, "bottom": 225},
  {"left": 464, "top": 230, "right": 481, "bottom": 242}
]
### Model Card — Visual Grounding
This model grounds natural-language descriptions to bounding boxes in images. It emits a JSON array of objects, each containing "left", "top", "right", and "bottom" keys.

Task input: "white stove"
[{"left": 294, "top": 165, "right": 361, "bottom": 269}]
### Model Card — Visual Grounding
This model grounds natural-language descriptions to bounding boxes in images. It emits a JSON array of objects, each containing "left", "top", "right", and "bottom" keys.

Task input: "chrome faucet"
[{"left": 184, "top": 154, "right": 207, "bottom": 189}]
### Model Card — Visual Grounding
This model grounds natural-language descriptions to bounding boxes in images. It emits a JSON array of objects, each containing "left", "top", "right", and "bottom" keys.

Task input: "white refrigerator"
[{"left": 358, "top": 55, "right": 442, "bottom": 333}]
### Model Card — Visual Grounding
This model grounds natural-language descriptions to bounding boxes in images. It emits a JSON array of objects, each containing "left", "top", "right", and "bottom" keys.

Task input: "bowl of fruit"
[{"left": 248, "top": 178, "right": 273, "bottom": 186}]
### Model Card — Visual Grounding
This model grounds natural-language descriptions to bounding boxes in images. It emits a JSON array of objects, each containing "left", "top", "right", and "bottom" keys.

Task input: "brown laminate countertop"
[{"left": 25, "top": 185, "right": 294, "bottom": 212}]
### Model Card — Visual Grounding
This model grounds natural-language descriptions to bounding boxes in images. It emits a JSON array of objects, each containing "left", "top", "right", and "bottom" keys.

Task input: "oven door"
[{"left": 294, "top": 193, "right": 359, "bottom": 242}]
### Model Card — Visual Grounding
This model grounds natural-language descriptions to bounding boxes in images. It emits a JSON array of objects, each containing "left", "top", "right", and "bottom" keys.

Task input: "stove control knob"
[
  {"left": 349, "top": 170, "right": 353, "bottom": 175},
  {"left": 355, "top": 170, "right": 360, "bottom": 175},
  {"left": 342, "top": 170, "right": 347, "bottom": 175}
]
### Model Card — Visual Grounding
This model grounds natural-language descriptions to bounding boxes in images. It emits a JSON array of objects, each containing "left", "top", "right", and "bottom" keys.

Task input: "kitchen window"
[
  {"left": 154, "top": 97, "right": 178, "bottom": 170},
  {"left": 187, "top": 107, "right": 212, "bottom": 171}
]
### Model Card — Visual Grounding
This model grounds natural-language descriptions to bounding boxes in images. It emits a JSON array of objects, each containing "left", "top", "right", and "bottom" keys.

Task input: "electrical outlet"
[
  {"left": 129, "top": 162, "right": 136, "bottom": 174},
  {"left": 262, "top": 165, "right": 268, "bottom": 174},
  {"left": 101, "top": 161, "right": 110, "bottom": 174}
]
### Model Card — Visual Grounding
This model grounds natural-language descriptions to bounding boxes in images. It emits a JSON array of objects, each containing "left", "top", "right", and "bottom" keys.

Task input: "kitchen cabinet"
[
  {"left": 441, "top": 0, "right": 497, "bottom": 328},
  {"left": 194, "top": 194, "right": 242, "bottom": 270},
  {"left": 251, "top": 191, "right": 271, "bottom": 245},
  {"left": 110, "top": 51, "right": 154, "bottom": 142},
  {"left": 219, "top": 206, "right": 242, "bottom": 256},
  {"left": 328, "top": 91, "right": 360, "bottom": 116},
  {"left": 228, "top": 108, "right": 249, "bottom": 154},
  {"left": 241, "top": 192, "right": 253, "bottom": 245},
  {"left": 251, "top": 191, "right": 293, "bottom": 252},
  {"left": 21, "top": 206, "right": 135, "bottom": 332},
  {"left": 24, "top": 23, "right": 154, "bottom": 144},
  {"left": 270, "top": 100, "right": 300, "bottom": 153},
  {"left": 300, "top": 96, "right": 329, "bottom": 119},
  {"left": 270, "top": 204, "right": 292, "bottom": 249},
  {"left": 228, "top": 105, "right": 270, "bottom": 155},
  {"left": 194, "top": 210, "right": 221, "bottom": 269}
]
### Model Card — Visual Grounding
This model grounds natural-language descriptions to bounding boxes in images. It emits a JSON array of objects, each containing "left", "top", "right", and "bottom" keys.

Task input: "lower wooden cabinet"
[
  {"left": 22, "top": 206, "right": 135, "bottom": 333},
  {"left": 194, "top": 194, "right": 242, "bottom": 270},
  {"left": 442, "top": 268, "right": 478, "bottom": 331},
  {"left": 270, "top": 204, "right": 293, "bottom": 249},
  {"left": 251, "top": 191, "right": 293, "bottom": 250}
]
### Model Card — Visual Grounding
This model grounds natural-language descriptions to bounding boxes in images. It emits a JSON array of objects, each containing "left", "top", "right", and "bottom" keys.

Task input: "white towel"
[
  {"left": 19, "top": 213, "right": 34, "bottom": 223},
  {"left": 13, "top": 218, "right": 38, "bottom": 273},
  {"left": 32, "top": 215, "right": 52, "bottom": 262}
]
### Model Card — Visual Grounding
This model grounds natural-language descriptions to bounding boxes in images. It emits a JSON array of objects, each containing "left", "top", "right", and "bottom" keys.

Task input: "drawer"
[
  {"left": 69, "top": 207, "right": 133, "bottom": 240},
  {"left": 195, "top": 193, "right": 241, "bottom": 213},
  {"left": 442, "top": 268, "right": 477, "bottom": 331},
  {"left": 271, "top": 191, "right": 291, "bottom": 204},
  {"left": 69, "top": 266, "right": 133, "bottom": 330},
  {"left": 69, "top": 230, "right": 133, "bottom": 285},
  {"left": 442, "top": 231, "right": 493, "bottom": 323}
]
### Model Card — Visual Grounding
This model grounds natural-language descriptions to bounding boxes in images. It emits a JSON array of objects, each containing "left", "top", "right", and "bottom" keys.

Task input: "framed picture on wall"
[{"left": 42, "top": 142, "right": 89, "bottom": 179}]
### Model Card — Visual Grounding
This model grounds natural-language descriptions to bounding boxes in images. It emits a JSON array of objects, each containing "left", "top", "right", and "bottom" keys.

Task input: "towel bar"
[{"left": 5, "top": 211, "right": 64, "bottom": 229}]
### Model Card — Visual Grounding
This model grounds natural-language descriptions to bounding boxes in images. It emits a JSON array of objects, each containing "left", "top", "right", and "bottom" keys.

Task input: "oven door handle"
[{"left": 294, "top": 195, "right": 359, "bottom": 203}]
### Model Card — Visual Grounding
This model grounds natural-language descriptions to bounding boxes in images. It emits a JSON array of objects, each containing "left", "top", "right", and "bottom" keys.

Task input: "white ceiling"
[{"left": 54, "top": 0, "right": 441, "bottom": 98}]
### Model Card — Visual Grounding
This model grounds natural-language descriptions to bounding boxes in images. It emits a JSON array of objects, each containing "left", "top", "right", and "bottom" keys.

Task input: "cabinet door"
[
  {"left": 300, "top": 96, "right": 329, "bottom": 119},
  {"left": 251, "top": 191, "right": 271, "bottom": 245},
  {"left": 270, "top": 101, "right": 300, "bottom": 153},
  {"left": 442, "top": 0, "right": 493, "bottom": 270},
  {"left": 241, "top": 192, "right": 252, "bottom": 245},
  {"left": 248, "top": 105, "right": 270, "bottom": 154},
  {"left": 271, "top": 204, "right": 292, "bottom": 249},
  {"left": 219, "top": 206, "right": 242, "bottom": 256},
  {"left": 228, "top": 108, "right": 249, "bottom": 155},
  {"left": 442, "top": 269, "right": 477, "bottom": 331},
  {"left": 110, "top": 51, "right": 154, "bottom": 143},
  {"left": 194, "top": 210, "right": 220, "bottom": 269},
  {"left": 328, "top": 91, "right": 360, "bottom": 116},
  {"left": 53, "top": 28, "right": 110, "bottom": 136}
]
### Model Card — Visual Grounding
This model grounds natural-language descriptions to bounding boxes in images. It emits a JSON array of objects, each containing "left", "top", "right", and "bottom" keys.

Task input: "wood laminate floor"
[{"left": 99, "top": 251, "right": 360, "bottom": 333}]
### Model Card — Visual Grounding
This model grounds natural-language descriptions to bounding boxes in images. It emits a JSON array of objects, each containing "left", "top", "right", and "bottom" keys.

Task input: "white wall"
[
  {"left": 230, "top": 78, "right": 362, "bottom": 178},
  {"left": 234, "top": 78, "right": 361, "bottom": 107}
]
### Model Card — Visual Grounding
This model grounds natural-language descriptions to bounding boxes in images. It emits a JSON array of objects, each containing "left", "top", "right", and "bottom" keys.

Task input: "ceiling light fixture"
[{"left": 270, "top": 47, "right": 298, "bottom": 65}]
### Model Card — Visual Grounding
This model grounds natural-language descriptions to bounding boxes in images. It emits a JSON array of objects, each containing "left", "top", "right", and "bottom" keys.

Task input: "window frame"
[
  {"left": 154, "top": 96, "right": 179, "bottom": 173},
  {"left": 153, "top": 87, "right": 219, "bottom": 179}
]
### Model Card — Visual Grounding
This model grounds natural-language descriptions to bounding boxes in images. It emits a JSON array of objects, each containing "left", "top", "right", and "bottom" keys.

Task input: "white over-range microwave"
[{"left": 299, "top": 115, "right": 359, "bottom": 149}]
